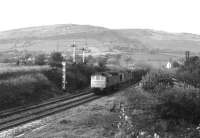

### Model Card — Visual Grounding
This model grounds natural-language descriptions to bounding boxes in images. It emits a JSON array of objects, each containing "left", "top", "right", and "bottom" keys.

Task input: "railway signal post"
[
  {"left": 62, "top": 61, "right": 67, "bottom": 90},
  {"left": 80, "top": 47, "right": 86, "bottom": 63}
]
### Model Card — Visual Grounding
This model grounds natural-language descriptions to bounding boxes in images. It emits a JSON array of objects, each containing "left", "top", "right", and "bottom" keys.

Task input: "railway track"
[
  {"left": 0, "top": 87, "right": 91, "bottom": 118},
  {"left": 0, "top": 88, "right": 100, "bottom": 132},
  {"left": 0, "top": 82, "right": 138, "bottom": 132}
]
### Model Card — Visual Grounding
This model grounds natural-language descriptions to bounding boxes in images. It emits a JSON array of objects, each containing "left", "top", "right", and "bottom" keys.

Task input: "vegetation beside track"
[
  {"left": 104, "top": 58, "right": 200, "bottom": 137},
  {"left": 0, "top": 62, "right": 106, "bottom": 111},
  {"left": 0, "top": 72, "right": 61, "bottom": 110},
  {"left": 114, "top": 57, "right": 200, "bottom": 137}
]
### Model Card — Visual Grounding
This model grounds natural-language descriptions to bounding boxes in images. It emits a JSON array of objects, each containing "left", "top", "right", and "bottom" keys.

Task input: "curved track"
[
  {"left": 0, "top": 82, "right": 139, "bottom": 132},
  {"left": 0, "top": 88, "right": 91, "bottom": 118},
  {"left": 0, "top": 89, "right": 100, "bottom": 132}
]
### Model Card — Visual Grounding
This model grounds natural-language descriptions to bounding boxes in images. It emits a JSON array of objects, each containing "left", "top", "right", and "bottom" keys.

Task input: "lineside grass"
[
  {"left": 0, "top": 65, "right": 50, "bottom": 80},
  {"left": 0, "top": 65, "right": 61, "bottom": 110},
  {"left": 0, "top": 72, "right": 61, "bottom": 110}
]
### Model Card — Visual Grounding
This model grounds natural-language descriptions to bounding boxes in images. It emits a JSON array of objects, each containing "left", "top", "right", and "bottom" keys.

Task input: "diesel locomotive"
[{"left": 90, "top": 70, "right": 136, "bottom": 94}]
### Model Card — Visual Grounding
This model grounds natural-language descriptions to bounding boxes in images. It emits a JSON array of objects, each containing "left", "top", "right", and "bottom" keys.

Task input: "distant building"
[
  {"left": 128, "top": 64, "right": 136, "bottom": 70},
  {"left": 166, "top": 61, "right": 172, "bottom": 69}
]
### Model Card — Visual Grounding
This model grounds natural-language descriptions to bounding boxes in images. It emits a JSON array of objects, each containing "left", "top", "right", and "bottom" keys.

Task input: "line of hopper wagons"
[{"left": 90, "top": 69, "right": 143, "bottom": 94}]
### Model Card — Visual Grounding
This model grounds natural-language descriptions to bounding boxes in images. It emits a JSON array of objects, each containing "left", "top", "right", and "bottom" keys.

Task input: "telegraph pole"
[{"left": 71, "top": 41, "right": 76, "bottom": 63}]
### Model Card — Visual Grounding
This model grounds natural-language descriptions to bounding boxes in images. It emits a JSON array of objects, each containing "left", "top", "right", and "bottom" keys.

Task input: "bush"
[
  {"left": 0, "top": 65, "right": 49, "bottom": 80},
  {"left": 48, "top": 52, "right": 63, "bottom": 68},
  {"left": 172, "top": 61, "right": 180, "bottom": 68},
  {"left": 43, "top": 63, "right": 104, "bottom": 90},
  {"left": 176, "top": 56, "right": 200, "bottom": 88},
  {"left": 35, "top": 54, "right": 46, "bottom": 65},
  {"left": 132, "top": 68, "right": 149, "bottom": 83},
  {"left": 43, "top": 68, "right": 62, "bottom": 88},
  {"left": 65, "top": 63, "right": 103, "bottom": 89},
  {"left": 156, "top": 87, "right": 200, "bottom": 124},
  {"left": 176, "top": 69, "right": 200, "bottom": 88},
  {"left": 0, "top": 73, "right": 56, "bottom": 110},
  {"left": 141, "top": 70, "right": 174, "bottom": 93},
  {"left": 96, "top": 56, "right": 108, "bottom": 70}
]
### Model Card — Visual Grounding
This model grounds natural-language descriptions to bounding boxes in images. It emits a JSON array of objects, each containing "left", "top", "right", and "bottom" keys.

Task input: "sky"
[{"left": 0, "top": 0, "right": 199, "bottom": 34}]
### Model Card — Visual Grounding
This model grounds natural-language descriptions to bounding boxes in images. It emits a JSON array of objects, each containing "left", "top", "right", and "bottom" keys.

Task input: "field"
[
  {"left": 106, "top": 51, "right": 184, "bottom": 70},
  {"left": 129, "top": 52, "right": 181, "bottom": 68}
]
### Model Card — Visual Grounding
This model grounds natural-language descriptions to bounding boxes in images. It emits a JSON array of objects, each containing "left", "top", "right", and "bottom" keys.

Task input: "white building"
[{"left": 166, "top": 61, "right": 172, "bottom": 69}]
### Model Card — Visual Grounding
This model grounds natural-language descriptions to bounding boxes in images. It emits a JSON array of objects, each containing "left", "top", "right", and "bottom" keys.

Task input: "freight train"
[{"left": 90, "top": 69, "right": 145, "bottom": 94}]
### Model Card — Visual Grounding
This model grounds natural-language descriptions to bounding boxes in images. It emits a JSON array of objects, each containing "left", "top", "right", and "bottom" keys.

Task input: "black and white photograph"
[{"left": 0, "top": 0, "right": 200, "bottom": 137}]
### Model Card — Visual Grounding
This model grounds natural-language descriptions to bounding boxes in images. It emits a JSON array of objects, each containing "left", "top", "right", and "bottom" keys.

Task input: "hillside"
[
  {"left": 0, "top": 24, "right": 200, "bottom": 65},
  {"left": 0, "top": 24, "right": 200, "bottom": 54},
  {"left": 0, "top": 24, "right": 145, "bottom": 55},
  {"left": 115, "top": 29, "right": 200, "bottom": 52}
]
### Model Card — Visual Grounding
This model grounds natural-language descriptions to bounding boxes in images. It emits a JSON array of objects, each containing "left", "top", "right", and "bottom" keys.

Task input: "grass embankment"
[
  {"left": 83, "top": 68, "right": 200, "bottom": 137},
  {"left": 0, "top": 64, "right": 104, "bottom": 111},
  {"left": 105, "top": 84, "right": 200, "bottom": 137},
  {"left": 0, "top": 66, "right": 62, "bottom": 110},
  {"left": 0, "top": 65, "right": 49, "bottom": 80},
  {"left": 8, "top": 66, "right": 200, "bottom": 137},
  {"left": 130, "top": 69, "right": 200, "bottom": 137},
  {"left": 52, "top": 87, "right": 158, "bottom": 138}
]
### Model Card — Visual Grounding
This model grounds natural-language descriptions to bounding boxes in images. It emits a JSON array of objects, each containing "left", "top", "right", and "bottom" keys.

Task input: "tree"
[
  {"left": 85, "top": 55, "right": 95, "bottom": 65},
  {"left": 48, "top": 52, "right": 63, "bottom": 68},
  {"left": 172, "top": 61, "right": 180, "bottom": 68},
  {"left": 35, "top": 54, "right": 46, "bottom": 65},
  {"left": 24, "top": 53, "right": 32, "bottom": 59},
  {"left": 176, "top": 56, "right": 200, "bottom": 88},
  {"left": 97, "top": 56, "right": 107, "bottom": 69}
]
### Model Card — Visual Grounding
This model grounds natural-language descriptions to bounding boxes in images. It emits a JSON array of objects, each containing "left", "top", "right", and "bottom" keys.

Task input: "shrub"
[
  {"left": 141, "top": 70, "right": 174, "bottom": 93},
  {"left": 65, "top": 63, "right": 102, "bottom": 89},
  {"left": 132, "top": 68, "right": 149, "bottom": 83},
  {"left": 172, "top": 61, "right": 180, "bottom": 68},
  {"left": 0, "top": 65, "right": 50, "bottom": 80},
  {"left": 175, "top": 56, "right": 200, "bottom": 88},
  {"left": 96, "top": 56, "right": 108, "bottom": 70},
  {"left": 35, "top": 54, "right": 46, "bottom": 65},
  {"left": 176, "top": 69, "right": 200, "bottom": 88},
  {"left": 43, "top": 68, "right": 62, "bottom": 88},
  {"left": 48, "top": 52, "right": 63, "bottom": 68},
  {"left": 0, "top": 73, "right": 56, "bottom": 110},
  {"left": 156, "top": 87, "right": 200, "bottom": 124},
  {"left": 43, "top": 63, "right": 104, "bottom": 90}
]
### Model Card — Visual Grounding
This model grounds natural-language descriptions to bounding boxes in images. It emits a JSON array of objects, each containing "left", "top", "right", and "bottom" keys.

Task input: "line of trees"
[{"left": 11, "top": 51, "right": 108, "bottom": 69}]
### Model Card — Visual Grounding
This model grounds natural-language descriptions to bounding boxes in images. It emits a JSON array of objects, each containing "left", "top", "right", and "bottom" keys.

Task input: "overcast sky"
[{"left": 0, "top": 0, "right": 199, "bottom": 34}]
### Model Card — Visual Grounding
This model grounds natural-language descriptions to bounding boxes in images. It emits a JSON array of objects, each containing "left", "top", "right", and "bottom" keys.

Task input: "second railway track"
[
  {"left": 0, "top": 87, "right": 91, "bottom": 117},
  {"left": 0, "top": 89, "right": 99, "bottom": 132},
  {"left": 0, "top": 83, "right": 138, "bottom": 132}
]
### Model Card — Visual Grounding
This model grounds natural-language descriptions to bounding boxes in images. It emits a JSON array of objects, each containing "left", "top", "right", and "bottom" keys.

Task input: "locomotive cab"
[
  {"left": 90, "top": 72, "right": 119, "bottom": 94},
  {"left": 91, "top": 74, "right": 106, "bottom": 89}
]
